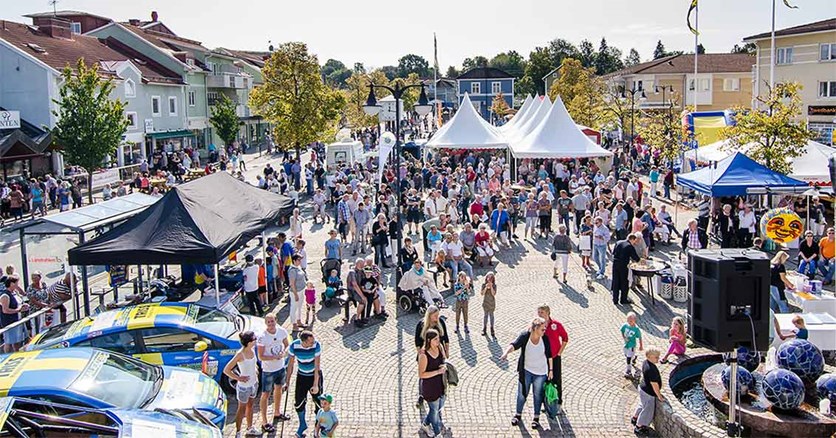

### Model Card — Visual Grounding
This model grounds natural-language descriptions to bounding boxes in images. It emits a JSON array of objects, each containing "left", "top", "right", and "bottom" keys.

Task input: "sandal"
[
  {"left": 511, "top": 414, "right": 521, "bottom": 426},
  {"left": 262, "top": 423, "right": 276, "bottom": 433},
  {"left": 274, "top": 413, "right": 291, "bottom": 421}
]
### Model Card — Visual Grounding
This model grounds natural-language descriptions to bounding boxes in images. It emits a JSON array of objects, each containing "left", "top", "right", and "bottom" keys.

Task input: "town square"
[{"left": 0, "top": 1, "right": 835, "bottom": 437}]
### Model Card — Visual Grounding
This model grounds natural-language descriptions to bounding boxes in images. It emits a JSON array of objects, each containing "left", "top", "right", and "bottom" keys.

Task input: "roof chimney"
[
  {"left": 39, "top": 16, "right": 72, "bottom": 39},
  {"left": 128, "top": 19, "right": 140, "bottom": 26},
  {"left": 151, "top": 11, "right": 158, "bottom": 22}
]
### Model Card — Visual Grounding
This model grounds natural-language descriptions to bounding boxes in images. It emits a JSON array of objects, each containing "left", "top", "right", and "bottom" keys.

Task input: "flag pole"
[
  {"left": 433, "top": 32, "right": 439, "bottom": 130},
  {"left": 693, "top": 0, "right": 699, "bottom": 113},
  {"left": 770, "top": 0, "right": 776, "bottom": 89}
]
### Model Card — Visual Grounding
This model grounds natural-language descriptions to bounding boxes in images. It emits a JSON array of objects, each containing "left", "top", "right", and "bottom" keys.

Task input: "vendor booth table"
[{"left": 775, "top": 312, "right": 836, "bottom": 351}]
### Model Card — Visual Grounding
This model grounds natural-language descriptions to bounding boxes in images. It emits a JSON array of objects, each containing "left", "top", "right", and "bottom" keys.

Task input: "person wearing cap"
[
  {"left": 242, "top": 255, "right": 264, "bottom": 317},
  {"left": 315, "top": 393, "right": 338, "bottom": 437}
]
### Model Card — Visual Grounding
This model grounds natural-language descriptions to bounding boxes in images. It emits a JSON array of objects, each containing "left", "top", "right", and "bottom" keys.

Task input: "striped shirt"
[
  {"left": 46, "top": 280, "right": 71, "bottom": 304},
  {"left": 288, "top": 339, "right": 321, "bottom": 376}
]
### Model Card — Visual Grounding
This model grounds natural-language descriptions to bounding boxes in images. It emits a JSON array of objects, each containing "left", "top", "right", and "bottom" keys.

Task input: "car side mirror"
[{"left": 194, "top": 341, "right": 208, "bottom": 352}]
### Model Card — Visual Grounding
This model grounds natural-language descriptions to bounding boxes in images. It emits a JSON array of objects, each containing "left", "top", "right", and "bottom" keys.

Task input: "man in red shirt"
[{"left": 538, "top": 304, "right": 568, "bottom": 416}]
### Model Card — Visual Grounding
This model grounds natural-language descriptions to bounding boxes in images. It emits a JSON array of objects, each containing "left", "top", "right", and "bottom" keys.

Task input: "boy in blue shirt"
[
  {"left": 621, "top": 312, "right": 643, "bottom": 378},
  {"left": 315, "top": 394, "right": 339, "bottom": 437}
]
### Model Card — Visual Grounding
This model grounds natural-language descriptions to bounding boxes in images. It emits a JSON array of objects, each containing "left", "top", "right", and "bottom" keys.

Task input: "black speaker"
[{"left": 688, "top": 249, "right": 770, "bottom": 352}]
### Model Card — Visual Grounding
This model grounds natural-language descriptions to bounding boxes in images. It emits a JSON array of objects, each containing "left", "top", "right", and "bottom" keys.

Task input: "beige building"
[
  {"left": 743, "top": 18, "right": 836, "bottom": 145},
  {"left": 603, "top": 53, "right": 755, "bottom": 113}
]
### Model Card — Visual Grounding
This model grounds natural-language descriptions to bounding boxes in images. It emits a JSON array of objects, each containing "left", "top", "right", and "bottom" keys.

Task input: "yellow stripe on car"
[
  {"left": 126, "top": 304, "right": 188, "bottom": 330},
  {"left": 133, "top": 353, "right": 164, "bottom": 365}
]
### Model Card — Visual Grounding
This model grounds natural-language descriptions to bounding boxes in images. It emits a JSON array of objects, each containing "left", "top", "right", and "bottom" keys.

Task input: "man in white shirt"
[
  {"left": 571, "top": 189, "right": 591, "bottom": 235},
  {"left": 443, "top": 233, "right": 473, "bottom": 279},
  {"left": 258, "top": 313, "right": 291, "bottom": 431},
  {"left": 737, "top": 204, "right": 757, "bottom": 248},
  {"left": 242, "top": 255, "right": 264, "bottom": 316}
]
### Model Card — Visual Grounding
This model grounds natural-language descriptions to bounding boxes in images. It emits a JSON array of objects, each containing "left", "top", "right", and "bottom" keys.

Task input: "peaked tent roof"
[
  {"left": 425, "top": 94, "right": 508, "bottom": 149},
  {"left": 506, "top": 95, "right": 552, "bottom": 143},
  {"left": 501, "top": 95, "right": 542, "bottom": 135},
  {"left": 511, "top": 96, "right": 614, "bottom": 159},
  {"left": 676, "top": 151, "right": 807, "bottom": 196},
  {"left": 68, "top": 172, "right": 294, "bottom": 266},
  {"left": 788, "top": 140, "right": 836, "bottom": 184},
  {"left": 499, "top": 95, "right": 533, "bottom": 132}
]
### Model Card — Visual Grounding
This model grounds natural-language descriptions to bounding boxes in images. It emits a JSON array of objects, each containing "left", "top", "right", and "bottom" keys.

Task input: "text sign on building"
[
  {"left": 144, "top": 119, "right": 154, "bottom": 133},
  {"left": 808, "top": 105, "right": 836, "bottom": 117},
  {"left": 0, "top": 111, "right": 21, "bottom": 129}
]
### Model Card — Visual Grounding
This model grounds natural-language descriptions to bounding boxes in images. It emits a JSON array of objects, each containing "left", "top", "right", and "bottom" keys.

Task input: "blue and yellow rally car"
[
  {"left": 0, "top": 348, "right": 227, "bottom": 427},
  {"left": 26, "top": 302, "right": 265, "bottom": 392},
  {"left": 0, "top": 395, "right": 222, "bottom": 437}
]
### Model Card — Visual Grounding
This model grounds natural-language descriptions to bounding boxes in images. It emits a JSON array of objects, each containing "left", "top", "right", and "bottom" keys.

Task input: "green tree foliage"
[
  {"left": 445, "top": 65, "right": 460, "bottom": 78},
  {"left": 321, "top": 59, "right": 351, "bottom": 88},
  {"left": 343, "top": 69, "right": 390, "bottom": 128},
  {"left": 524, "top": 47, "right": 554, "bottom": 95},
  {"left": 462, "top": 56, "right": 488, "bottom": 71},
  {"left": 653, "top": 40, "right": 667, "bottom": 59},
  {"left": 731, "top": 43, "right": 757, "bottom": 54},
  {"left": 547, "top": 38, "right": 580, "bottom": 67},
  {"left": 250, "top": 42, "right": 345, "bottom": 158},
  {"left": 51, "top": 59, "right": 127, "bottom": 204},
  {"left": 380, "top": 65, "right": 398, "bottom": 81},
  {"left": 720, "top": 81, "right": 812, "bottom": 174},
  {"left": 578, "top": 39, "right": 595, "bottom": 68},
  {"left": 547, "top": 58, "right": 610, "bottom": 129},
  {"left": 515, "top": 75, "right": 536, "bottom": 97},
  {"left": 594, "top": 38, "right": 624, "bottom": 75},
  {"left": 397, "top": 54, "right": 430, "bottom": 78},
  {"left": 489, "top": 51, "right": 526, "bottom": 78},
  {"left": 209, "top": 94, "right": 240, "bottom": 146},
  {"left": 636, "top": 92, "right": 688, "bottom": 164},
  {"left": 625, "top": 48, "right": 641, "bottom": 67},
  {"left": 353, "top": 62, "right": 366, "bottom": 74}
]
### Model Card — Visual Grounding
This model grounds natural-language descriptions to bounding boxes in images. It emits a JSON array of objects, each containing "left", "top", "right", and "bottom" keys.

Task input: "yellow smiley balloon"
[{"left": 760, "top": 207, "right": 804, "bottom": 244}]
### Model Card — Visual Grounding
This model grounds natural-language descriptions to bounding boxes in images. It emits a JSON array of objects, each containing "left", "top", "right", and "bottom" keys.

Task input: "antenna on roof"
[{"left": 49, "top": 0, "right": 58, "bottom": 16}]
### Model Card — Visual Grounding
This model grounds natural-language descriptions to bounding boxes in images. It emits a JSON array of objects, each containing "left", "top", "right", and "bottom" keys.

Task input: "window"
[
  {"left": 140, "top": 327, "right": 217, "bottom": 353},
  {"left": 491, "top": 81, "right": 501, "bottom": 94},
  {"left": 188, "top": 90, "right": 196, "bottom": 107},
  {"left": 207, "top": 91, "right": 219, "bottom": 105},
  {"left": 776, "top": 47, "right": 793, "bottom": 65},
  {"left": 124, "top": 78, "right": 136, "bottom": 98},
  {"left": 699, "top": 78, "right": 710, "bottom": 91},
  {"left": 723, "top": 78, "right": 740, "bottom": 91},
  {"left": 819, "top": 81, "right": 836, "bottom": 98},
  {"left": 168, "top": 96, "right": 177, "bottom": 116},
  {"left": 645, "top": 80, "right": 654, "bottom": 93},
  {"left": 206, "top": 62, "right": 216, "bottom": 74},
  {"left": 70, "top": 22, "right": 81, "bottom": 34},
  {"left": 636, "top": 80, "right": 644, "bottom": 91},
  {"left": 243, "top": 77, "right": 249, "bottom": 89},
  {"left": 471, "top": 82, "right": 480, "bottom": 94},
  {"left": 821, "top": 43, "right": 836, "bottom": 61},
  {"left": 186, "top": 58, "right": 195, "bottom": 67},
  {"left": 74, "top": 331, "right": 138, "bottom": 354},
  {"left": 228, "top": 75, "right": 235, "bottom": 87},
  {"left": 125, "top": 112, "right": 138, "bottom": 130},
  {"left": 151, "top": 96, "right": 161, "bottom": 116}
]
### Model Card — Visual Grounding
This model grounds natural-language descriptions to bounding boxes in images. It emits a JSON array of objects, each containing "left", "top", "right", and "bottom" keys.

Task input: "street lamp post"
[
  {"left": 655, "top": 85, "right": 675, "bottom": 161},
  {"left": 620, "top": 85, "right": 647, "bottom": 151},
  {"left": 364, "top": 82, "right": 431, "bottom": 294}
]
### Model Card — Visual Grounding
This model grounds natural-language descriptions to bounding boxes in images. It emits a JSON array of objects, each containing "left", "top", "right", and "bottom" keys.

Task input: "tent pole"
[
  {"left": 261, "top": 231, "right": 267, "bottom": 263},
  {"left": 807, "top": 195, "right": 810, "bottom": 232},
  {"left": 137, "top": 266, "right": 143, "bottom": 294},
  {"left": 214, "top": 264, "right": 220, "bottom": 307}
]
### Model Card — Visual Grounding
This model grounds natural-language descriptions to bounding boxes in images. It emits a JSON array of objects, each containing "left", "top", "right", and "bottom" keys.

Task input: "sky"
[{"left": 1, "top": 0, "right": 833, "bottom": 70}]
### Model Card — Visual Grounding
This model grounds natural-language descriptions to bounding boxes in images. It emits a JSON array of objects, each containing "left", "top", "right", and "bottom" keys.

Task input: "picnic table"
[{"left": 185, "top": 168, "right": 207, "bottom": 181}]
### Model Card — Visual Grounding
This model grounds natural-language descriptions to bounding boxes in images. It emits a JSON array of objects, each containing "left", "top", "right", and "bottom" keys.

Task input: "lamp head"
[
  {"left": 414, "top": 85, "right": 432, "bottom": 116},
  {"left": 362, "top": 86, "right": 381, "bottom": 116}
]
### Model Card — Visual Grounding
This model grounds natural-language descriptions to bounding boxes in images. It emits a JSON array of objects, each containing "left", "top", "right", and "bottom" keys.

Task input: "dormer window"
[
  {"left": 124, "top": 79, "right": 136, "bottom": 98},
  {"left": 71, "top": 22, "right": 82, "bottom": 34}
]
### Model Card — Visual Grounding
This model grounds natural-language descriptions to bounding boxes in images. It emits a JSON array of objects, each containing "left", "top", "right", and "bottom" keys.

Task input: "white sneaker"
[
  {"left": 421, "top": 423, "right": 436, "bottom": 437},
  {"left": 246, "top": 427, "right": 261, "bottom": 436}
]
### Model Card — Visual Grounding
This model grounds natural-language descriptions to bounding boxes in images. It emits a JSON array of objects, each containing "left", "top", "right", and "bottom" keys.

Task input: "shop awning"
[{"left": 147, "top": 130, "right": 196, "bottom": 140}]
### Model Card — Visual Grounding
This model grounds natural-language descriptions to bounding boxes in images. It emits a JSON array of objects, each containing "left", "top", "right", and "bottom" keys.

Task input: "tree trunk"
[
  {"left": 87, "top": 170, "right": 94, "bottom": 206},
  {"left": 295, "top": 143, "right": 301, "bottom": 162}
]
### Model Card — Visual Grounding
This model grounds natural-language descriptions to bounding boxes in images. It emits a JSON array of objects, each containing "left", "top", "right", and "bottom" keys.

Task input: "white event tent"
[
  {"left": 425, "top": 93, "right": 508, "bottom": 149},
  {"left": 510, "top": 95, "right": 613, "bottom": 159},
  {"left": 499, "top": 94, "right": 533, "bottom": 133},
  {"left": 506, "top": 94, "right": 552, "bottom": 143}
]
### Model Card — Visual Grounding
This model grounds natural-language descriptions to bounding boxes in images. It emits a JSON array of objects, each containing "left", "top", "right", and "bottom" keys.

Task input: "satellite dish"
[{"left": 380, "top": 132, "right": 396, "bottom": 148}]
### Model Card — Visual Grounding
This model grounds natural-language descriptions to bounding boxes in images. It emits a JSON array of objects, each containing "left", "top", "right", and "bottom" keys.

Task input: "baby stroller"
[{"left": 320, "top": 258, "right": 347, "bottom": 307}]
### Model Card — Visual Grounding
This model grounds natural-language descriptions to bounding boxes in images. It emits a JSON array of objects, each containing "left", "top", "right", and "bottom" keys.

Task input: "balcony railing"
[{"left": 207, "top": 73, "right": 247, "bottom": 89}]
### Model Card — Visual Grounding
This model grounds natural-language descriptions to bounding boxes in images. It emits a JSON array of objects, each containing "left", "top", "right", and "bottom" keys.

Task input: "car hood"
[
  {"left": 239, "top": 315, "right": 266, "bottom": 337},
  {"left": 114, "top": 408, "right": 222, "bottom": 438},
  {"left": 147, "top": 366, "right": 226, "bottom": 415}
]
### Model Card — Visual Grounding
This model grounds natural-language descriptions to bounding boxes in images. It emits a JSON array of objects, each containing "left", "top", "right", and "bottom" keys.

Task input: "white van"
[{"left": 326, "top": 141, "right": 364, "bottom": 168}]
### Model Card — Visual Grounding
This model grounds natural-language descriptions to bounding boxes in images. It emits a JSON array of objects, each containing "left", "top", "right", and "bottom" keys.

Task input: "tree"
[
  {"left": 209, "top": 94, "right": 239, "bottom": 146},
  {"left": 524, "top": 47, "right": 554, "bottom": 95},
  {"left": 594, "top": 37, "right": 624, "bottom": 75},
  {"left": 696, "top": 43, "right": 706, "bottom": 55},
  {"left": 397, "top": 54, "right": 430, "bottom": 78},
  {"left": 625, "top": 48, "right": 641, "bottom": 67},
  {"left": 353, "top": 62, "right": 366, "bottom": 74},
  {"left": 720, "top": 81, "right": 812, "bottom": 174},
  {"left": 731, "top": 43, "right": 757, "bottom": 54},
  {"left": 548, "top": 38, "right": 580, "bottom": 67},
  {"left": 578, "top": 39, "right": 595, "bottom": 67},
  {"left": 636, "top": 92, "right": 688, "bottom": 164},
  {"left": 321, "top": 59, "right": 350, "bottom": 88},
  {"left": 548, "top": 58, "right": 610, "bottom": 129},
  {"left": 250, "top": 42, "right": 345, "bottom": 159},
  {"left": 653, "top": 40, "right": 667, "bottom": 59},
  {"left": 489, "top": 51, "right": 526, "bottom": 79},
  {"left": 343, "top": 69, "right": 389, "bottom": 128},
  {"left": 380, "top": 65, "right": 398, "bottom": 81},
  {"left": 462, "top": 56, "right": 488, "bottom": 71},
  {"left": 51, "top": 59, "right": 127, "bottom": 204},
  {"left": 491, "top": 93, "right": 511, "bottom": 119},
  {"left": 390, "top": 73, "right": 423, "bottom": 112},
  {"left": 445, "top": 65, "right": 460, "bottom": 78},
  {"left": 515, "top": 75, "right": 536, "bottom": 97}
]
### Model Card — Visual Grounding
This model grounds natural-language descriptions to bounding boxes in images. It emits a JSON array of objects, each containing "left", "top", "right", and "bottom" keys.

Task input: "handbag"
[
  {"left": 579, "top": 235, "right": 592, "bottom": 251},
  {"left": 550, "top": 252, "right": 557, "bottom": 261}
]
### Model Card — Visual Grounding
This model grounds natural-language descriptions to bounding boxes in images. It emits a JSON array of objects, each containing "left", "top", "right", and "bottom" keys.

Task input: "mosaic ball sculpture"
[
  {"left": 776, "top": 339, "right": 824, "bottom": 384},
  {"left": 762, "top": 368, "right": 805, "bottom": 410},
  {"left": 723, "top": 347, "right": 761, "bottom": 372},
  {"left": 815, "top": 373, "right": 836, "bottom": 401},
  {"left": 721, "top": 365, "right": 754, "bottom": 395}
]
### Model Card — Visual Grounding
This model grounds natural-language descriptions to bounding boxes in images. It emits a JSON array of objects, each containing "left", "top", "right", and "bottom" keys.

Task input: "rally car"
[
  {"left": 0, "top": 348, "right": 227, "bottom": 428},
  {"left": 0, "top": 396, "right": 221, "bottom": 437},
  {"left": 26, "top": 302, "right": 265, "bottom": 392}
]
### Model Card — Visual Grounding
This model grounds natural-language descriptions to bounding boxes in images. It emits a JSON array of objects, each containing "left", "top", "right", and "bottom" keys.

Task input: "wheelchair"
[{"left": 397, "top": 286, "right": 427, "bottom": 315}]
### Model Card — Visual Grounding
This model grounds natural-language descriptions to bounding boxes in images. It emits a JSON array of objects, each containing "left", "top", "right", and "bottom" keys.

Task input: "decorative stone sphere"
[
  {"left": 815, "top": 373, "right": 836, "bottom": 401},
  {"left": 723, "top": 347, "right": 761, "bottom": 372},
  {"left": 776, "top": 339, "right": 824, "bottom": 384},
  {"left": 762, "top": 368, "right": 805, "bottom": 410},
  {"left": 721, "top": 365, "right": 754, "bottom": 395}
]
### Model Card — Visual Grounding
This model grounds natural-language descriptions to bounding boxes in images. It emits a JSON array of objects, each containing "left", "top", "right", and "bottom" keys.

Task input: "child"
[
  {"left": 303, "top": 281, "right": 317, "bottom": 326},
  {"left": 289, "top": 207, "right": 304, "bottom": 240},
  {"left": 579, "top": 215, "right": 593, "bottom": 270},
  {"left": 661, "top": 316, "right": 686, "bottom": 364},
  {"left": 295, "top": 239, "right": 308, "bottom": 271},
  {"left": 632, "top": 347, "right": 664, "bottom": 436},
  {"left": 256, "top": 258, "right": 267, "bottom": 307},
  {"left": 453, "top": 272, "right": 472, "bottom": 334},
  {"left": 621, "top": 312, "right": 643, "bottom": 378},
  {"left": 325, "top": 269, "right": 342, "bottom": 301},
  {"left": 481, "top": 272, "right": 497, "bottom": 337},
  {"left": 781, "top": 315, "right": 808, "bottom": 340},
  {"left": 315, "top": 393, "right": 339, "bottom": 437},
  {"left": 223, "top": 331, "right": 259, "bottom": 437}
]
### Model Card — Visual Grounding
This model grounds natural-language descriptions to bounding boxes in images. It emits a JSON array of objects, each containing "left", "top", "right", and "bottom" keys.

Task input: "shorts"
[
  {"left": 258, "top": 286, "right": 267, "bottom": 294},
  {"left": 261, "top": 368, "right": 287, "bottom": 393},
  {"left": 407, "top": 209, "right": 421, "bottom": 223},
  {"left": 623, "top": 347, "right": 636, "bottom": 358},
  {"left": 236, "top": 383, "right": 259, "bottom": 403},
  {"left": 2, "top": 324, "right": 25, "bottom": 345}
]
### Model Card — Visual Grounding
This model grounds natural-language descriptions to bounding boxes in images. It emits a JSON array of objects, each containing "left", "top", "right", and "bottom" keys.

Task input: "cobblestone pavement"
[{"left": 219, "top": 153, "right": 701, "bottom": 438}]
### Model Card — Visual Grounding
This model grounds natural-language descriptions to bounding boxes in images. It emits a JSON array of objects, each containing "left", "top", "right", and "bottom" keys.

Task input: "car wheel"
[{"left": 220, "top": 374, "right": 236, "bottom": 394}]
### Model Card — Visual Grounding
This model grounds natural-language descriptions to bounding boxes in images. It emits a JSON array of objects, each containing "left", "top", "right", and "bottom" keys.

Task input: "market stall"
[{"left": 676, "top": 152, "right": 807, "bottom": 197}]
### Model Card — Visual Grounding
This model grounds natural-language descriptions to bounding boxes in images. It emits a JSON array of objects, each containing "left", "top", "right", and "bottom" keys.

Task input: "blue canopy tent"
[{"left": 677, "top": 152, "right": 807, "bottom": 197}]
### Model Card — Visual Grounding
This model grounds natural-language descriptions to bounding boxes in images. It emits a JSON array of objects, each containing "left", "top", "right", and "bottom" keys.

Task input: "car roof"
[
  {"left": 0, "top": 348, "right": 96, "bottom": 394},
  {"left": 44, "top": 303, "right": 200, "bottom": 344}
]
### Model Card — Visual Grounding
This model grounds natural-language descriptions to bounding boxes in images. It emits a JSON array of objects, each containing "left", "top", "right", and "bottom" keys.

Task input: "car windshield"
[
  {"left": 33, "top": 319, "right": 90, "bottom": 346},
  {"left": 70, "top": 351, "right": 162, "bottom": 409},
  {"left": 193, "top": 306, "right": 237, "bottom": 338}
]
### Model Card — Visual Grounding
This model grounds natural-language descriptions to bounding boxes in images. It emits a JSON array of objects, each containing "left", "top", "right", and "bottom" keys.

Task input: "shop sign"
[
  {"left": 808, "top": 105, "right": 836, "bottom": 117},
  {"left": 144, "top": 119, "right": 154, "bottom": 133},
  {"left": 0, "top": 111, "right": 20, "bottom": 129}
]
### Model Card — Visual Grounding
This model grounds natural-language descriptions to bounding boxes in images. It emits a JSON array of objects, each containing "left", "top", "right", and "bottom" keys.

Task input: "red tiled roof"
[
  {"left": 744, "top": 18, "right": 835, "bottom": 41},
  {"left": 604, "top": 53, "right": 754, "bottom": 78},
  {"left": 0, "top": 20, "right": 182, "bottom": 85}
]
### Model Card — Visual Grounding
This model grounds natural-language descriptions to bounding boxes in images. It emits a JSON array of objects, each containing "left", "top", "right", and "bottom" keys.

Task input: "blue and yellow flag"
[{"left": 687, "top": 0, "right": 699, "bottom": 35}]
